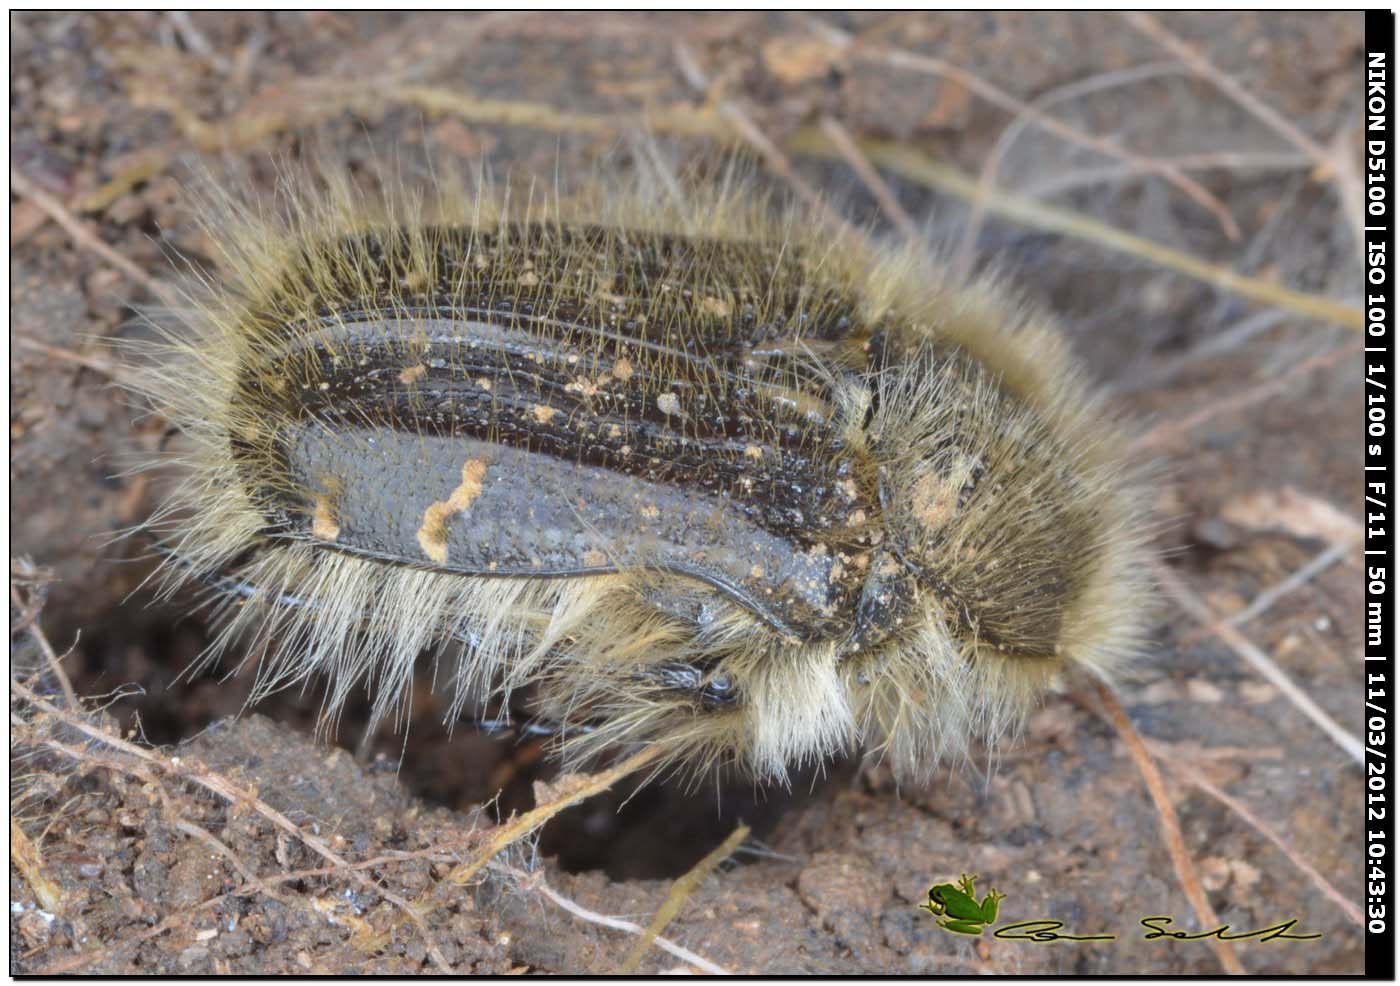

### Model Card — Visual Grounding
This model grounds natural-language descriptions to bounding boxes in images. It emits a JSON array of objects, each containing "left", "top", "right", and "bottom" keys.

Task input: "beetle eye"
[
  {"left": 701, "top": 673, "right": 738, "bottom": 706},
  {"left": 642, "top": 662, "right": 739, "bottom": 707}
]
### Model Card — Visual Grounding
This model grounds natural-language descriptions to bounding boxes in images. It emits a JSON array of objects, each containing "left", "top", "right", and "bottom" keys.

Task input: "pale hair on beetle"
[{"left": 126, "top": 157, "right": 1155, "bottom": 787}]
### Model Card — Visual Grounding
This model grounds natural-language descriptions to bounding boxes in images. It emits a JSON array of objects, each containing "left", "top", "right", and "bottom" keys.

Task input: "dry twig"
[
  {"left": 9, "top": 581, "right": 80, "bottom": 712},
  {"left": 11, "top": 819, "right": 65, "bottom": 915},
  {"left": 955, "top": 61, "right": 1182, "bottom": 276},
  {"left": 1130, "top": 340, "right": 1363, "bottom": 451},
  {"left": 1020, "top": 150, "right": 1312, "bottom": 201},
  {"left": 10, "top": 167, "right": 178, "bottom": 307},
  {"left": 617, "top": 822, "right": 749, "bottom": 973},
  {"left": 1093, "top": 683, "right": 1246, "bottom": 975},
  {"left": 1222, "top": 541, "right": 1354, "bottom": 630},
  {"left": 13, "top": 335, "right": 134, "bottom": 386},
  {"left": 814, "top": 137, "right": 1364, "bottom": 333},
  {"left": 491, "top": 862, "right": 730, "bottom": 974},
  {"left": 10, "top": 680, "right": 455, "bottom": 973},
  {"left": 1120, "top": 11, "right": 1364, "bottom": 259},
  {"left": 803, "top": 17, "right": 1242, "bottom": 242},
  {"left": 1153, "top": 561, "right": 1365, "bottom": 765},
  {"left": 173, "top": 818, "right": 293, "bottom": 905},
  {"left": 361, "top": 745, "right": 670, "bottom": 958},
  {"left": 1146, "top": 745, "right": 1364, "bottom": 927},
  {"left": 672, "top": 41, "right": 858, "bottom": 243},
  {"left": 445, "top": 744, "right": 666, "bottom": 887},
  {"left": 818, "top": 114, "right": 921, "bottom": 241}
]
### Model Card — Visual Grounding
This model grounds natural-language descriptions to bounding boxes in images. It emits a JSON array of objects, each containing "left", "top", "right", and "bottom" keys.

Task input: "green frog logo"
[{"left": 919, "top": 874, "right": 1007, "bottom": 936}]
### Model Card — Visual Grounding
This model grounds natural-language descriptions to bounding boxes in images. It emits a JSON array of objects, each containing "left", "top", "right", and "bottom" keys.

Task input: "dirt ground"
[{"left": 10, "top": 11, "right": 1366, "bottom": 974}]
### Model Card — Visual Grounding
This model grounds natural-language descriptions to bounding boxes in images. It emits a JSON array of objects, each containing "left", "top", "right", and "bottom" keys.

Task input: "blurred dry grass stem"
[
  {"left": 802, "top": 16, "right": 1244, "bottom": 245},
  {"left": 1121, "top": 11, "right": 1365, "bottom": 259},
  {"left": 57, "top": 30, "right": 1363, "bottom": 332}
]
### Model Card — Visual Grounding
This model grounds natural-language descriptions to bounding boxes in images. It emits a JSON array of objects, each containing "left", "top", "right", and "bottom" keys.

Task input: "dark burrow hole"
[
  {"left": 55, "top": 592, "right": 850, "bottom": 880},
  {"left": 533, "top": 757, "right": 850, "bottom": 879}
]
